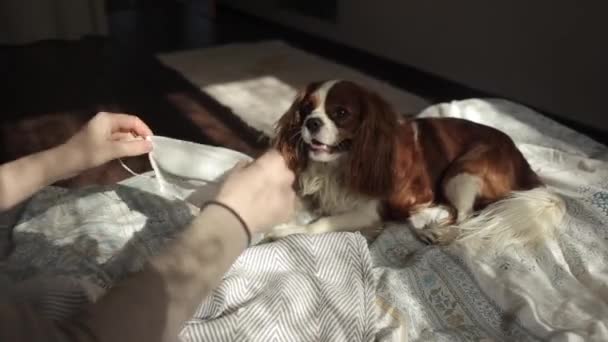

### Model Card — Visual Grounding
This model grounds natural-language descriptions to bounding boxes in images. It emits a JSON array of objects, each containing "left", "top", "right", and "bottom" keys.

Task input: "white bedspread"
[{"left": 0, "top": 98, "right": 607, "bottom": 342}]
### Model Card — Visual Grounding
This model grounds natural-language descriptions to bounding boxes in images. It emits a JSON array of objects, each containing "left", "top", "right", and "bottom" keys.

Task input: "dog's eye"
[
  {"left": 333, "top": 107, "right": 350, "bottom": 120},
  {"left": 299, "top": 100, "right": 314, "bottom": 115}
]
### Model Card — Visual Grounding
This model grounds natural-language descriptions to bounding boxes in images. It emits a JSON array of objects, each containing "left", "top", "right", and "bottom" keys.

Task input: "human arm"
[
  {"left": 77, "top": 150, "right": 296, "bottom": 341},
  {"left": 0, "top": 205, "right": 249, "bottom": 342},
  {"left": 0, "top": 112, "right": 152, "bottom": 211},
  {"left": 0, "top": 150, "right": 295, "bottom": 342}
]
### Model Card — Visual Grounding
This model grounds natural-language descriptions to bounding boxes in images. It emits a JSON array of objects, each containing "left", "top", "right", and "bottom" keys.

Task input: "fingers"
[
  {"left": 113, "top": 139, "right": 153, "bottom": 158},
  {"left": 232, "top": 160, "right": 251, "bottom": 171},
  {"left": 257, "top": 149, "right": 283, "bottom": 163},
  {"left": 261, "top": 149, "right": 295, "bottom": 184},
  {"left": 223, "top": 160, "right": 249, "bottom": 178},
  {"left": 105, "top": 113, "right": 153, "bottom": 137},
  {"left": 233, "top": 160, "right": 251, "bottom": 169},
  {"left": 111, "top": 132, "right": 137, "bottom": 141}
]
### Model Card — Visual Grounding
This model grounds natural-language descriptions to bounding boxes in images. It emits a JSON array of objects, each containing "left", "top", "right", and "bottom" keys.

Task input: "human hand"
[
  {"left": 63, "top": 112, "right": 153, "bottom": 173},
  {"left": 215, "top": 150, "right": 296, "bottom": 234}
]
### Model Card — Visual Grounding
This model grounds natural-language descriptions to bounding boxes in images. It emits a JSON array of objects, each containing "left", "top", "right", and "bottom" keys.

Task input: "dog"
[{"left": 269, "top": 80, "right": 565, "bottom": 249}]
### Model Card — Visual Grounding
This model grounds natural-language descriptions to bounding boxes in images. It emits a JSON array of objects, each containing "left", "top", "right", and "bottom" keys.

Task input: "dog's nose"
[{"left": 305, "top": 117, "right": 323, "bottom": 134}]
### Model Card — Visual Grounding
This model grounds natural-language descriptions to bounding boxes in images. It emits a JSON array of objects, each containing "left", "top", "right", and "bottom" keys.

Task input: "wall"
[
  {"left": 0, "top": 0, "right": 107, "bottom": 44},
  {"left": 106, "top": 0, "right": 216, "bottom": 56},
  {"left": 221, "top": 0, "right": 608, "bottom": 133}
]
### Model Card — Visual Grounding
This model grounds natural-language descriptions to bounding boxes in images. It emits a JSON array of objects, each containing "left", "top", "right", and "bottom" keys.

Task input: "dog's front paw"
[
  {"left": 264, "top": 223, "right": 308, "bottom": 241},
  {"left": 305, "top": 218, "right": 334, "bottom": 235},
  {"left": 416, "top": 224, "right": 459, "bottom": 245}
]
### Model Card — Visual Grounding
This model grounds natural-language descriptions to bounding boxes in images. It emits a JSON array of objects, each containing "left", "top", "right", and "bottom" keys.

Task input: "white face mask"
[
  {"left": 149, "top": 135, "right": 252, "bottom": 181},
  {"left": 120, "top": 136, "right": 265, "bottom": 245},
  {"left": 121, "top": 135, "right": 253, "bottom": 197}
]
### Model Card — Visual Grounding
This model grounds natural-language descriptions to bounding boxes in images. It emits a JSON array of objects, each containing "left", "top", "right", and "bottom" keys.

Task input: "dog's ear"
[
  {"left": 348, "top": 90, "right": 397, "bottom": 196},
  {"left": 272, "top": 90, "right": 309, "bottom": 172}
]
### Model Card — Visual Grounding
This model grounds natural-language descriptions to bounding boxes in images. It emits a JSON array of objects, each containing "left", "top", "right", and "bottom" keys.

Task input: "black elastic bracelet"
[{"left": 203, "top": 200, "right": 252, "bottom": 246}]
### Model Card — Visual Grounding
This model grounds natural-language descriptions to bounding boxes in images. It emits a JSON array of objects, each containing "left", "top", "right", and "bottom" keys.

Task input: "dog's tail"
[{"left": 455, "top": 187, "right": 566, "bottom": 251}]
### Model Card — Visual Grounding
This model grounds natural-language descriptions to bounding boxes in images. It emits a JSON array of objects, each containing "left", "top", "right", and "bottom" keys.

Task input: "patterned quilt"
[{"left": 0, "top": 98, "right": 607, "bottom": 341}]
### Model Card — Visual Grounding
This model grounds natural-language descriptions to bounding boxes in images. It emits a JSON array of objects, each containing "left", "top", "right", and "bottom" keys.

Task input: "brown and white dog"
[{"left": 269, "top": 80, "right": 565, "bottom": 249}]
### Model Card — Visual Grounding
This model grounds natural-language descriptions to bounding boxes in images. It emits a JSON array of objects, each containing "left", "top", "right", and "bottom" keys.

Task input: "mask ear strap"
[
  {"left": 119, "top": 155, "right": 176, "bottom": 197},
  {"left": 118, "top": 158, "right": 151, "bottom": 180},
  {"left": 147, "top": 150, "right": 167, "bottom": 194},
  {"left": 117, "top": 135, "right": 169, "bottom": 195}
]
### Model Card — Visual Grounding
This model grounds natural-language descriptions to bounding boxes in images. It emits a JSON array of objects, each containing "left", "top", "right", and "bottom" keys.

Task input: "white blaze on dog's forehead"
[
  {"left": 302, "top": 80, "right": 340, "bottom": 151},
  {"left": 300, "top": 80, "right": 346, "bottom": 162},
  {"left": 313, "top": 80, "right": 341, "bottom": 111},
  {"left": 306, "top": 80, "right": 341, "bottom": 146}
]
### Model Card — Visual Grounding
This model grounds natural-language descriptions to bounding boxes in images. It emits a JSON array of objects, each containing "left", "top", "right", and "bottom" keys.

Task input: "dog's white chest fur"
[
  {"left": 267, "top": 162, "right": 382, "bottom": 240},
  {"left": 298, "top": 162, "right": 370, "bottom": 215}
]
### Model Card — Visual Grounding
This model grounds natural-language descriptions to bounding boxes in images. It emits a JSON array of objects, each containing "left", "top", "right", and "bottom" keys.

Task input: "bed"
[{"left": 1, "top": 41, "right": 607, "bottom": 341}]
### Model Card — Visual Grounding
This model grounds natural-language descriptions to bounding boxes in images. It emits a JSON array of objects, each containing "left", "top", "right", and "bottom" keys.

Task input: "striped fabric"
[
  {"left": 1, "top": 231, "right": 377, "bottom": 342},
  {"left": 180, "top": 233, "right": 376, "bottom": 341}
]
